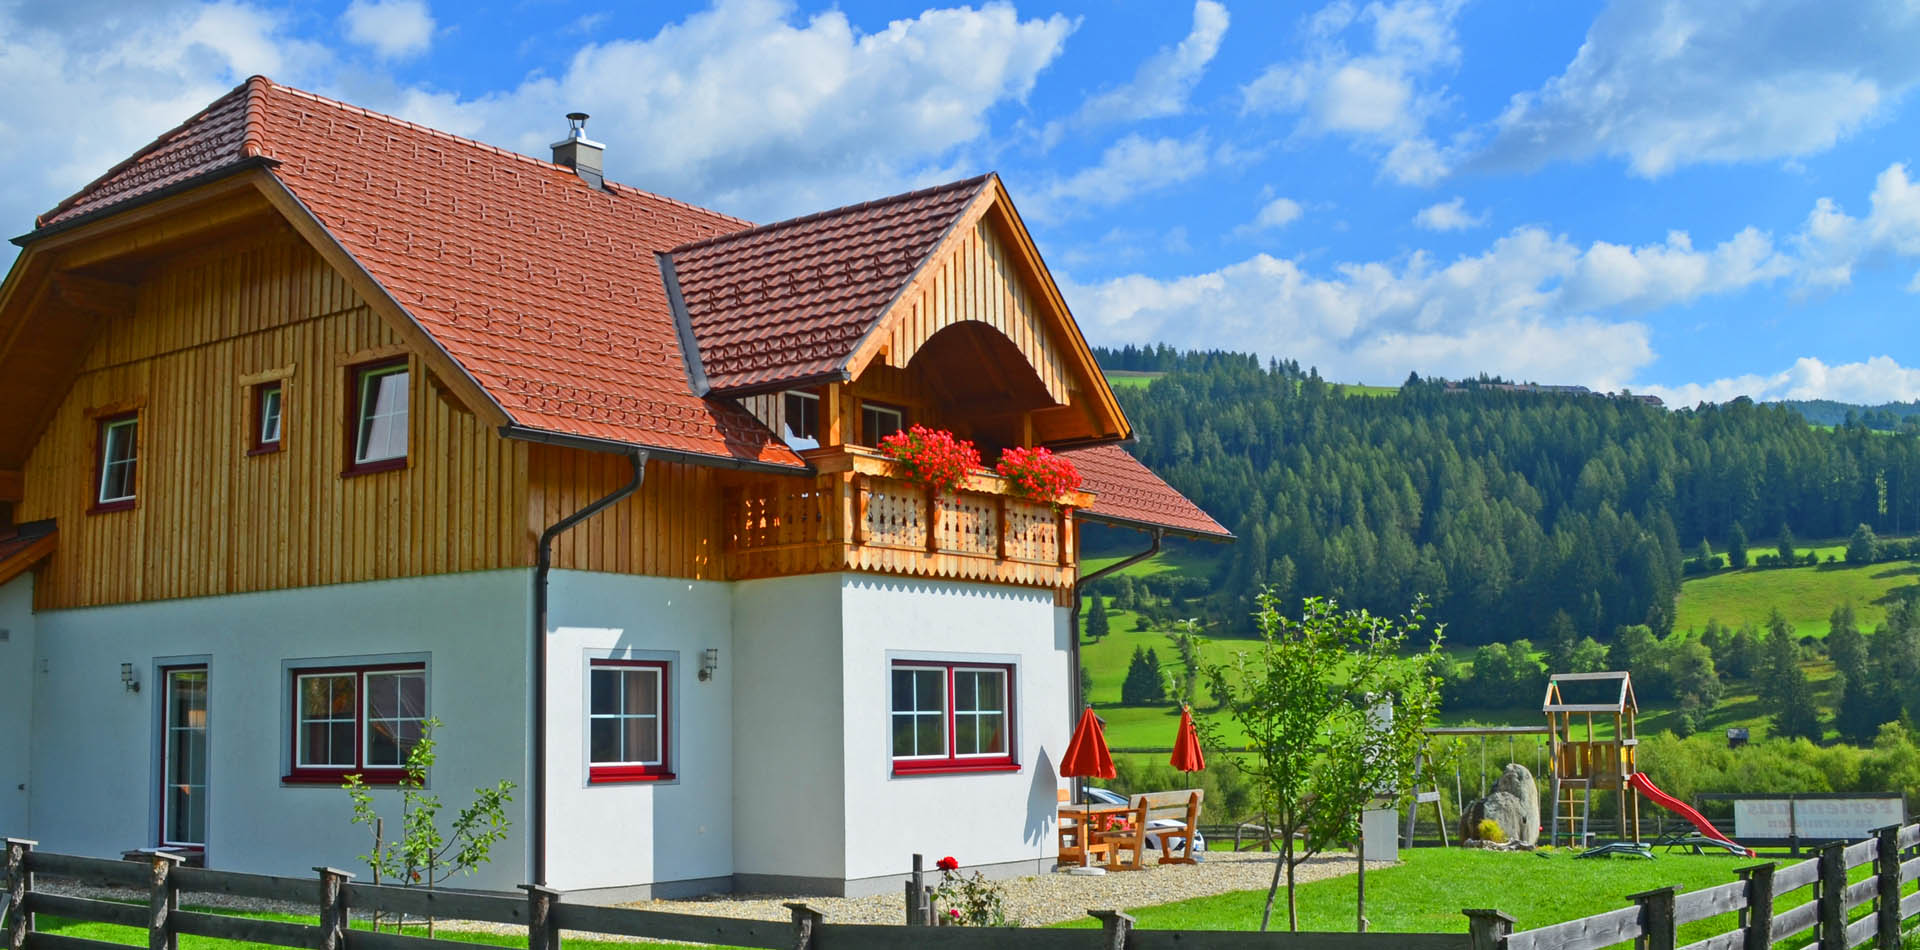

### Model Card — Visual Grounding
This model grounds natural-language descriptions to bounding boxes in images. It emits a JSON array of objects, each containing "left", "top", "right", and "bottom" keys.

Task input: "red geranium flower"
[
  {"left": 880, "top": 425, "right": 981, "bottom": 496},
  {"left": 994, "top": 446, "right": 1081, "bottom": 503},
  {"left": 936, "top": 855, "right": 960, "bottom": 871}
]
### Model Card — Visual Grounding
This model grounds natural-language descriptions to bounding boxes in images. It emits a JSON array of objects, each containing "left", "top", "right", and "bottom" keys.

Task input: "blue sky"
[{"left": 4, "top": 0, "right": 1919, "bottom": 405}]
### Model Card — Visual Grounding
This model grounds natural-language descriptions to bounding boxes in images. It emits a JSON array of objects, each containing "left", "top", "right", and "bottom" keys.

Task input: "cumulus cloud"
[
  {"left": 1476, "top": 0, "right": 1920, "bottom": 176},
  {"left": 1413, "top": 196, "right": 1484, "bottom": 231},
  {"left": 1242, "top": 0, "right": 1462, "bottom": 185},
  {"left": 1043, "top": 1, "right": 1227, "bottom": 145},
  {"left": 1794, "top": 162, "right": 1920, "bottom": 288},
  {"left": 1645, "top": 356, "right": 1920, "bottom": 406},
  {"left": 382, "top": 0, "right": 1074, "bottom": 220},
  {"left": 1250, "top": 197, "right": 1304, "bottom": 230},
  {"left": 341, "top": 0, "right": 436, "bottom": 60},
  {"left": 1027, "top": 132, "right": 1210, "bottom": 220}
]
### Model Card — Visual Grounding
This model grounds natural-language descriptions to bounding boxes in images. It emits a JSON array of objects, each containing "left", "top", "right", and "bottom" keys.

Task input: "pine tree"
[
  {"left": 1121, "top": 647, "right": 1167, "bottom": 705},
  {"left": 1546, "top": 610, "right": 1578, "bottom": 673},
  {"left": 1777, "top": 523, "right": 1797, "bottom": 564},
  {"left": 1087, "top": 594, "right": 1110, "bottom": 641},
  {"left": 1762, "top": 609, "right": 1822, "bottom": 740},
  {"left": 1728, "top": 522, "right": 1749, "bottom": 569}
]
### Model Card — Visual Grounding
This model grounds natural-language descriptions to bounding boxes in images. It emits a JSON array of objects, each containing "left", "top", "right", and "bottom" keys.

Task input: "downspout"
[
  {"left": 1066, "top": 526, "right": 1162, "bottom": 798},
  {"left": 531, "top": 447, "right": 647, "bottom": 886}
]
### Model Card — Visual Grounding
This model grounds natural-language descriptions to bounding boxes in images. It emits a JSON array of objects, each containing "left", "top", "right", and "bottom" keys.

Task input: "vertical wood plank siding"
[
  {"left": 526, "top": 446, "right": 727, "bottom": 581},
  {"left": 17, "top": 234, "right": 531, "bottom": 609},
  {"left": 873, "top": 220, "right": 1071, "bottom": 404}
]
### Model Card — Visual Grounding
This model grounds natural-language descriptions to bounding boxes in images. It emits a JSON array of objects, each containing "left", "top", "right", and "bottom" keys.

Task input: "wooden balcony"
[{"left": 723, "top": 450, "right": 1092, "bottom": 595}]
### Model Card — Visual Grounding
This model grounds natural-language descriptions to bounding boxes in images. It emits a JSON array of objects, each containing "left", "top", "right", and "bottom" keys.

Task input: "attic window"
[
  {"left": 347, "top": 360, "right": 409, "bottom": 475},
  {"left": 782, "top": 391, "right": 819, "bottom": 450},
  {"left": 94, "top": 413, "right": 139, "bottom": 511},
  {"left": 250, "top": 383, "right": 283, "bottom": 455}
]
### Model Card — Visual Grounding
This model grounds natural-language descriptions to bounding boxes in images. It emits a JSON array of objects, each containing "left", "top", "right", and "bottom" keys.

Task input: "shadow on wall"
[{"left": 1024, "top": 749, "right": 1058, "bottom": 847}]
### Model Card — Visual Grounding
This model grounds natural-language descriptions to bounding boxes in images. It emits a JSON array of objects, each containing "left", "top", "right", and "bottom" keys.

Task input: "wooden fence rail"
[{"left": 3, "top": 838, "right": 1500, "bottom": 950}]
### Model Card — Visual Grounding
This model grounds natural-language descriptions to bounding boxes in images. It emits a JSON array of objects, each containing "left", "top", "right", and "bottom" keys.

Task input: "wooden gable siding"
[
  {"left": 870, "top": 218, "right": 1073, "bottom": 406},
  {"left": 17, "top": 233, "right": 531, "bottom": 609},
  {"left": 528, "top": 446, "right": 727, "bottom": 580}
]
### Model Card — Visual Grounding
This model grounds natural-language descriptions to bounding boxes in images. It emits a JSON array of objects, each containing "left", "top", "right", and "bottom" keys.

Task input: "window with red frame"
[
  {"left": 890, "top": 661, "right": 1015, "bottom": 774},
  {"left": 286, "top": 664, "right": 425, "bottom": 784},
  {"left": 587, "top": 659, "right": 673, "bottom": 782}
]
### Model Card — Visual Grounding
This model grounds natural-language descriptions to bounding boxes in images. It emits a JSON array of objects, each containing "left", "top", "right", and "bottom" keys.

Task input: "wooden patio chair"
[
  {"left": 1056, "top": 787, "right": 1112, "bottom": 867},
  {"left": 1136, "top": 789, "right": 1205, "bottom": 864},
  {"left": 1097, "top": 802, "right": 1150, "bottom": 871}
]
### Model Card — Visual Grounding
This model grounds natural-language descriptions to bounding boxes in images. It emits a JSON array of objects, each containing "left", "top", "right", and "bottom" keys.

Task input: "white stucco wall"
[
  {"left": 0, "top": 574, "right": 34, "bottom": 836},
  {"left": 27, "top": 570, "right": 531, "bottom": 890},
  {"left": 838, "top": 577, "right": 1067, "bottom": 883},
  {"left": 542, "top": 569, "right": 735, "bottom": 893},
  {"left": 730, "top": 575, "right": 847, "bottom": 884}
]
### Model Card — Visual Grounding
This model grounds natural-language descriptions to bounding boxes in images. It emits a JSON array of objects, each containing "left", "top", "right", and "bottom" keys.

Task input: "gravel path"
[{"left": 43, "top": 850, "right": 1387, "bottom": 938}]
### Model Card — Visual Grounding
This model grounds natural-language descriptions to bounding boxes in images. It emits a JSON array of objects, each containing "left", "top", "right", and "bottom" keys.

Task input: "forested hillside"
[
  {"left": 1095, "top": 346, "right": 1920, "bottom": 646},
  {"left": 1776, "top": 398, "right": 1920, "bottom": 431}
]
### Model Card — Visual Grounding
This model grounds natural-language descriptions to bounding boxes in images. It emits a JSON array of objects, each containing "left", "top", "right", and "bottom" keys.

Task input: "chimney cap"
[{"left": 565, "top": 112, "right": 591, "bottom": 139}]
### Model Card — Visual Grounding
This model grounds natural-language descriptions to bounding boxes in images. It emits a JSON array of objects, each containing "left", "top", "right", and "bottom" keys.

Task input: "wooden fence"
[{"left": 3, "top": 838, "right": 1495, "bottom": 950}]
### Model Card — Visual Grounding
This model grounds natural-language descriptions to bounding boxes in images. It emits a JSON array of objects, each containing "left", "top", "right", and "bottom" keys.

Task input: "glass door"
[{"left": 161, "top": 667, "right": 208, "bottom": 848}]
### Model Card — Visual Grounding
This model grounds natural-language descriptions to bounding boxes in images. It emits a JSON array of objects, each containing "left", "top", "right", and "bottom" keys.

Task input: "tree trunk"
[
  {"left": 1356, "top": 828, "right": 1367, "bottom": 933},
  {"left": 1259, "top": 835, "right": 1286, "bottom": 932}
]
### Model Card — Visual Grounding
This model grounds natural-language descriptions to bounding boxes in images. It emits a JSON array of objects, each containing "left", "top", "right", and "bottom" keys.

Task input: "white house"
[{"left": 0, "top": 77, "right": 1228, "bottom": 901}]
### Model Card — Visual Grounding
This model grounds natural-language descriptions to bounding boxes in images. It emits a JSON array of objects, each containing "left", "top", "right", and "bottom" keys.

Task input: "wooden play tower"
[{"left": 1543, "top": 671, "right": 1640, "bottom": 847}]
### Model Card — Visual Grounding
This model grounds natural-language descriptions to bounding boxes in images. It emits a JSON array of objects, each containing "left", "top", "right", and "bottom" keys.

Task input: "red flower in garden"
[
  {"left": 949, "top": 908, "right": 961, "bottom": 920},
  {"left": 937, "top": 855, "right": 960, "bottom": 871},
  {"left": 994, "top": 446, "right": 1081, "bottom": 503},
  {"left": 880, "top": 425, "right": 981, "bottom": 496}
]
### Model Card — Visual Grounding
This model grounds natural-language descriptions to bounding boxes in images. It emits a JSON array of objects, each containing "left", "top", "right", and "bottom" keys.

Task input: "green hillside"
[{"left": 1675, "top": 559, "right": 1920, "bottom": 638}]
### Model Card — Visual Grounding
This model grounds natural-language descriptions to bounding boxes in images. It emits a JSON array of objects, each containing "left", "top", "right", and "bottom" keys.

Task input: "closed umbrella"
[
  {"left": 1061, "top": 705, "right": 1116, "bottom": 869},
  {"left": 1170, "top": 705, "right": 1206, "bottom": 773}
]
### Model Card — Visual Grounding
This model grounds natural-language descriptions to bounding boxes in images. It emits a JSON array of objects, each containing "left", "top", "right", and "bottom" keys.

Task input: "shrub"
[
  {"left": 879, "top": 424, "right": 981, "bottom": 496},
  {"left": 931, "top": 860, "right": 1011, "bottom": 926},
  {"left": 1476, "top": 819, "right": 1507, "bottom": 843}
]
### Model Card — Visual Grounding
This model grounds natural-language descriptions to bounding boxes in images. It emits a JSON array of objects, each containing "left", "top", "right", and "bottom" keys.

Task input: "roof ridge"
[
  {"left": 668, "top": 173, "right": 993, "bottom": 256},
  {"left": 250, "top": 78, "right": 754, "bottom": 229},
  {"left": 36, "top": 76, "right": 259, "bottom": 228}
]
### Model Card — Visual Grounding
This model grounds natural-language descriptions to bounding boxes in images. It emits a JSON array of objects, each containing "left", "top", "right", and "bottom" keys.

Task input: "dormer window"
[
  {"left": 348, "top": 360, "right": 409, "bottom": 474},
  {"left": 782, "top": 391, "right": 819, "bottom": 450},
  {"left": 94, "top": 413, "right": 138, "bottom": 511},
  {"left": 861, "top": 403, "right": 904, "bottom": 445}
]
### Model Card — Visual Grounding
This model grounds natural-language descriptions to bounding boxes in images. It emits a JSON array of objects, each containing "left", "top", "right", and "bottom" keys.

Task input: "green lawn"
[
  {"left": 36, "top": 908, "right": 710, "bottom": 950},
  {"left": 1673, "top": 558, "right": 1919, "bottom": 638},
  {"left": 1052, "top": 847, "right": 1817, "bottom": 942},
  {"left": 1080, "top": 545, "right": 1225, "bottom": 581},
  {"left": 1103, "top": 371, "right": 1164, "bottom": 389}
]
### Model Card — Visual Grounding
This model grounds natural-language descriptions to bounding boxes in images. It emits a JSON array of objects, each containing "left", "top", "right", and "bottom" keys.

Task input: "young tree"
[
  {"left": 1087, "top": 594, "right": 1111, "bottom": 642},
  {"left": 1696, "top": 538, "right": 1714, "bottom": 567},
  {"left": 1777, "top": 523, "right": 1797, "bottom": 564},
  {"left": 1728, "top": 522, "right": 1749, "bottom": 569},
  {"left": 1847, "top": 523, "right": 1879, "bottom": 565},
  {"left": 1199, "top": 594, "right": 1444, "bottom": 932}
]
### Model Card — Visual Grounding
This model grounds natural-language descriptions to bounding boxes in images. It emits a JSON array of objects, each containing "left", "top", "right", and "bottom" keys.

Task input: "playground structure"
[{"left": 1409, "top": 670, "right": 1748, "bottom": 854}]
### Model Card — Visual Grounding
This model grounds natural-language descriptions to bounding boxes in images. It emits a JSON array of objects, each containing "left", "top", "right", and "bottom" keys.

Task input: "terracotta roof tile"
[
  {"left": 37, "top": 77, "right": 801, "bottom": 468},
  {"left": 668, "top": 175, "right": 990, "bottom": 393},
  {"left": 1064, "top": 445, "right": 1231, "bottom": 540}
]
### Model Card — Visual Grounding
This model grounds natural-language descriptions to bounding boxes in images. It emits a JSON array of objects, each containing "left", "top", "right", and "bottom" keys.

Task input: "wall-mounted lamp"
[
  {"left": 120, "top": 662, "right": 141, "bottom": 693},
  {"left": 698, "top": 648, "right": 720, "bottom": 682}
]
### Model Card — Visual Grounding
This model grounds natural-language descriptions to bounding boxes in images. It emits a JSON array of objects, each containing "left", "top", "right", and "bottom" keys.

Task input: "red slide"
[{"left": 1627, "top": 773, "right": 1754, "bottom": 856}]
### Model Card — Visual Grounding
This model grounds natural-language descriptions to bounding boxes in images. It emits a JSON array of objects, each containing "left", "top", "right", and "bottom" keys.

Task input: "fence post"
[
  {"left": 1875, "top": 825, "right": 1901, "bottom": 949},
  {"left": 1088, "top": 909, "right": 1134, "bottom": 950},
  {"left": 785, "top": 902, "right": 823, "bottom": 950},
  {"left": 1737, "top": 863, "right": 1774, "bottom": 950},
  {"left": 147, "top": 851, "right": 185, "bottom": 950},
  {"left": 1464, "top": 908, "right": 1515, "bottom": 950},
  {"left": 1628, "top": 886, "right": 1678, "bottom": 950},
  {"left": 522, "top": 885, "right": 562, "bottom": 950},
  {"left": 1818, "top": 842, "right": 1847, "bottom": 950},
  {"left": 905, "top": 854, "right": 926, "bottom": 926},
  {"left": 5, "top": 839, "right": 34, "bottom": 950},
  {"left": 314, "top": 867, "right": 354, "bottom": 950}
]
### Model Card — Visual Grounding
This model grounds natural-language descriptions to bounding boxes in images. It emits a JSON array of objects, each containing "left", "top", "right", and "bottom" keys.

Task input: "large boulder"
[{"left": 1458, "top": 764, "right": 1541, "bottom": 846}]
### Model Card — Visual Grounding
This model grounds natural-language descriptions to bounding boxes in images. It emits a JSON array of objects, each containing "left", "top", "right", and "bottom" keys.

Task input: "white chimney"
[{"left": 551, "top": 112, "right": 605, "bottom": 190}]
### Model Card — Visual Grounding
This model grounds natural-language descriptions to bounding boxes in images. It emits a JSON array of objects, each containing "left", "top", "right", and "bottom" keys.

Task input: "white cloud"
[
  {"left": 1412, "top": 196, "right": 1484, "bottom": 231},
  {"left": 1477, "top": 0, "right": 1920, "bottom": 176},
  {"left": 1242, "top": 0, "right": 1462, "bottom": 185},
  {"left": 1646, "top": 356, "right": 1920, "bottom": 406},
  {"left": 1250, "top": 197, "right": 1304, "bottom": 230},
  {"left": 1029, "top": 133, "right": 1209, "bottom": 219},
  {"left": 1044, "top": 1, "right": 1227, "bottom": 145},
  {"left": 341, "top": 0, "right": 435, "bottom": 60},
  {"left": 382, "top": 0, "right": 1074, "bottom": 220},
  {"left": 1793, "top": 163, "right": 1920, "bottom": 288}
]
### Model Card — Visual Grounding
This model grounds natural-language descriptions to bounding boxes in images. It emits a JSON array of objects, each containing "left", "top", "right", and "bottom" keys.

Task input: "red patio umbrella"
[
  {"left": 1169, "top": 705, "right": 1206, "bottom": 773},
  {"left": 1061, "top": 705, "right": 1116, "bottom": 868}
]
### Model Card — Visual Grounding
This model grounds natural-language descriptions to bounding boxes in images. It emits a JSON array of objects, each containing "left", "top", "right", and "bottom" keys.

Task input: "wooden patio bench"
[{"left": 1133, "top": 789, "right": 1204, "bottom": 864}]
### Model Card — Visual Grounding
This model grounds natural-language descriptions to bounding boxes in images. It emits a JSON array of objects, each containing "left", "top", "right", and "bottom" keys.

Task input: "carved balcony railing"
[{"left": 723, "top": 450, "right": 1092, "bottom": 594}]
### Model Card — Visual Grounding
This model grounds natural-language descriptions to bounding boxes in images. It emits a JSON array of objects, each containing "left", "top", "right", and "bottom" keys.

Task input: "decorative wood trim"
[
  {"left": 334, "top": 344, "right": 410, "bottom": 367},
  {"left": 83, "top": 399, "right": 147, "bottom": 420},
  {"left": 246, "top": 171, "right": 510, "bottom": 429},
  {"left": 236, "top": 365, "right": 296, "bottom": 387}
]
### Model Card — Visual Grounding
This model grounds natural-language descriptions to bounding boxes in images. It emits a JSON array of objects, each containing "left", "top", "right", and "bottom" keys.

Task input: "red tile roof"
[
  {"left": 1064, "top": 445, "right": 1232, "bottom": 540},
  {"left": 667, "top": 176, "right": 989, "bottom": 393},
  {"left": 30, "top": 78, "right": 1229, "bottom": 540}
]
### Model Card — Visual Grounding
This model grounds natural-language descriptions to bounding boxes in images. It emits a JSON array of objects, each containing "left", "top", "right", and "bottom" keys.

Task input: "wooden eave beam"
[
  {"left": 32, "top": 177, "right": 268, "bottom": 269},
  {"left": 0, "top": 532, "right": 56, "bottom": 587},
  {"left": 0, "top": 470, "right": 20, "bottom": 502},
  {"left": 50, "top": 273, "right": 134, "bottom": 317},
  {"left": 247, "top": 169, "right": 511, "bottom": 429}
]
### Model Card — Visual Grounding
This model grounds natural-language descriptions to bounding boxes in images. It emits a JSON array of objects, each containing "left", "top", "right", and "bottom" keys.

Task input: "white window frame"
[
  {"left": 98, "top": 415, "right": 138, "bottom": 504},
  {"left": 353, "top": 363, "right": 410, "bottom": 465},
  {"left": 781, "top": 390, "right": 820, "bottom": 450},
  {"left": 258, "top": 384, "right": 283, "bottom": 446}
]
